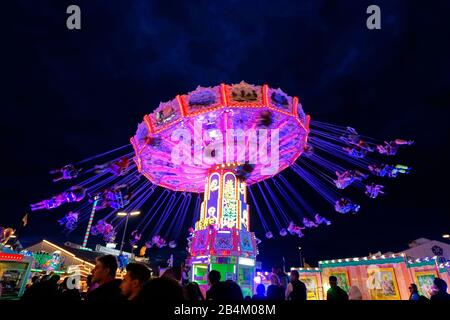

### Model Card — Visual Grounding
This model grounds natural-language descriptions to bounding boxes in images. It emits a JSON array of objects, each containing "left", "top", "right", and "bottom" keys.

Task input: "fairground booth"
[
  {"left": 255, "top": 268, "right": 324, "bottom": 300},
  {"left": 25, "top": 239, "right": 98, "bottom": 273},
  {"left": 0, "top": 251, "right": 34, "bottom": 299},
  {"left": 22, "top": 239, "right": 98, "bottom": 294},
  {"left": 253, "top": 238, "right": 450, "bottom": 300},
  {"left": 315, "top": 253, "right": 450, "bottom": 300}
]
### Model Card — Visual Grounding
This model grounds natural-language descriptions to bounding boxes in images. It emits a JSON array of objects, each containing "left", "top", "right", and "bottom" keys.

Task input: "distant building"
[{"left": 397, "top": 238, "right": 450, "bottom": 260}]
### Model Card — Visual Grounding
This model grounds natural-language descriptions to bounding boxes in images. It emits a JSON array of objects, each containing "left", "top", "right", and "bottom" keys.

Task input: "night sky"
[{"left": 3, "top": 0, "right": 450, "bottom": 270}]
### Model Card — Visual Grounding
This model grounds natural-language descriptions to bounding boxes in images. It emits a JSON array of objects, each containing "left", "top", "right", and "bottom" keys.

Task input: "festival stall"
[
  {"left": 254, "top": 268, "right": 323, "bottom": 300},
  {"left": 25, "top": 240, "right": 96, "bottom": 276},
  {"left": 407, "top": 257, "right": 450, "bottom": 299},
  {"left": 285, "top": 268, "right": 324, "bottom": 300},
  {"left": 0, "top": 252, "right": 34, "bottom": 299},
  {"left": 438, "top": 261, "right": 450, "bottom": 287},
  {"left": 318, "top": 254, "right": 412, "bottom": 300},
  {"left": 318, "top": 253, "right": 449, "bottom": 300},
  {"left": 24, "top": 239, "right": 98, "bottom": 292},
  {"left": 298, "top": 268, "right": 323, "bottom": 300}
]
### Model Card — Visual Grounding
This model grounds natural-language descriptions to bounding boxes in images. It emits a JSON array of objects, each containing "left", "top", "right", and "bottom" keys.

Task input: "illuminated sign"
[
  {"left": 212, "top": 256, "right": 237, "bottom": 264},
  {"left": 0, "top": 253, "right": 24, "bottom": 261},
  {"left": 238, "top": 257, "right": 255, "bottom": 266},
  {"left": 191, "top": 256, "right": 210, "bottom": 264},
  {"left": 195, "top": 217, "right": 215, "bottom": 230}
]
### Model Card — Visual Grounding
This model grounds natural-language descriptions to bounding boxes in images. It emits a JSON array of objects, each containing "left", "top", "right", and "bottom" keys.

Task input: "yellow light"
[
  {"left": 443, "top": 234, "right": 450, "bottom": 239},
  {"left": 130, "top": 211, "right": 141, "bottom": 216},
  {"left": 117, "top": 212, "right": 127, "bottom": 216}
]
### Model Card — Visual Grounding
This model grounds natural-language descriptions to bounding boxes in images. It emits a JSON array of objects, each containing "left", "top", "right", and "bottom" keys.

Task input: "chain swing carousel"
[{"left": 29, "top": 81, "right": 412, "bottom": 296}]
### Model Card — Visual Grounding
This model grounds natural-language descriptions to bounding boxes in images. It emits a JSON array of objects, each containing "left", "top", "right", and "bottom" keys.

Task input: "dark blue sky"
[{"left": 3, "top": 0, "right": 450, "bottom": 269}]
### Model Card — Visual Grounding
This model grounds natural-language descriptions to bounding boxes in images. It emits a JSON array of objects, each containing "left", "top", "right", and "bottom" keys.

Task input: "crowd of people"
[{"left": 20, "top": 254, "right": 450, "bottom": 302}]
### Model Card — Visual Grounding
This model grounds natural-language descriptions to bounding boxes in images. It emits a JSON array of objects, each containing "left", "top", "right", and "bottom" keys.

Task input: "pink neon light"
[
  {"left": 176, "top": 95, "right": 187, "bottom": 117},
  {"left": 131, "top": 83, "right": 310, "bottom": 193},
  {"left": 144, "top": 115, "right": 154, "bottom": 133}
]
